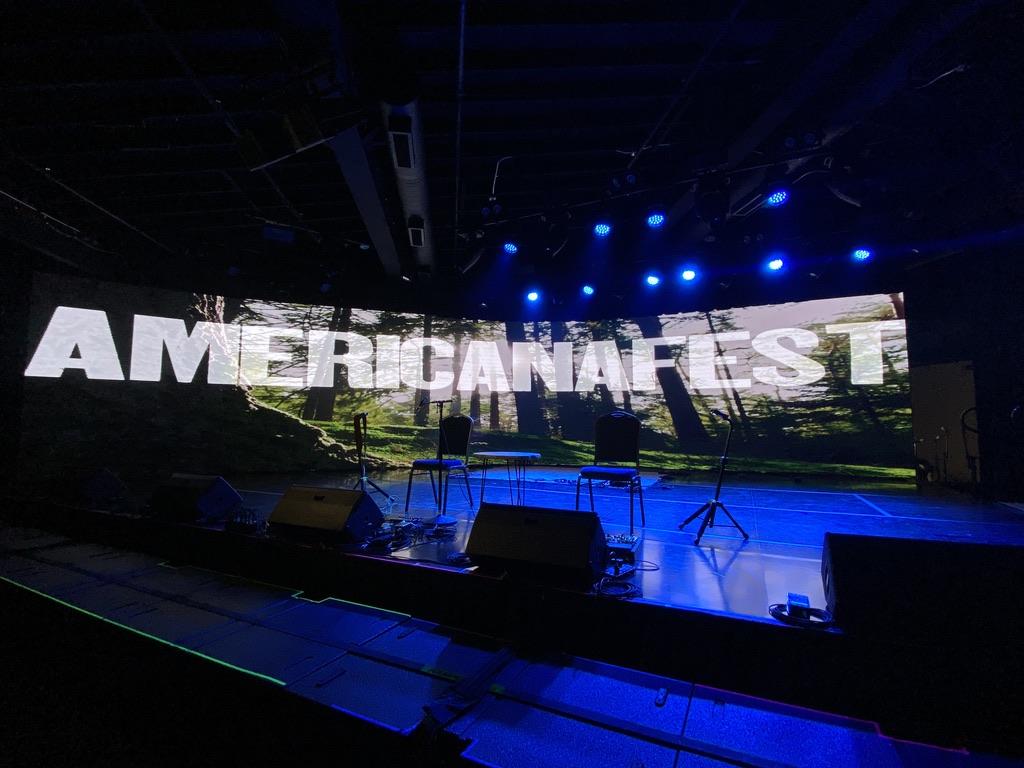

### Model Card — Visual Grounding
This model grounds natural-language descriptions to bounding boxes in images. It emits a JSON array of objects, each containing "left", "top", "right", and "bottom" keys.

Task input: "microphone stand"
[
  {"left": 679, "top": 412, "right": 749, "bottom": 545},
  {"left": 351, "top": 413, "right": 394, "bottom": 509}
]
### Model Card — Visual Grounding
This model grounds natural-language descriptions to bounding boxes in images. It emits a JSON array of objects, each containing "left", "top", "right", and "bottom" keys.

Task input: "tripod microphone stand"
[
  {"left": 351, "top": 413, "right": 395, "bottom": 511},
  {"left": 429, "top": 399, "right": 458, "bottom": 526},
  {"left": 679, "top": 409, "right": 749, "bottom": 545}
]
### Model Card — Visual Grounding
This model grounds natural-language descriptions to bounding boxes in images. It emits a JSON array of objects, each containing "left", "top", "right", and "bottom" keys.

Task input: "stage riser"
[{"left": 6, "top": 500, "right": 1021, "bottom": 753}]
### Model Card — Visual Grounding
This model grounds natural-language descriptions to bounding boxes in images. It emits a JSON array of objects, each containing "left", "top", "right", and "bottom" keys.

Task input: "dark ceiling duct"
[{"left": 383, "top": 100, "right": 435, "bottom": 271}]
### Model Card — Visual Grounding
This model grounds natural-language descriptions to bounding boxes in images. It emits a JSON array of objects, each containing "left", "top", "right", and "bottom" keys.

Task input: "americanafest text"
[{"left": 24, "top": 306, "right": 906, "bottom": 392}]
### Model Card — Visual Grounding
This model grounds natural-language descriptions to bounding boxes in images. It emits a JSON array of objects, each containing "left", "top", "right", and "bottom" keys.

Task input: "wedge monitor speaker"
[{"left": 269, "top": 486, "right": 383, "bottom": 546}]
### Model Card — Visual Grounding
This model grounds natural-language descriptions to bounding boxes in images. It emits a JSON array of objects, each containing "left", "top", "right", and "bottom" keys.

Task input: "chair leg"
[
  {"left": 575, "top": 476, "right": 581, "bottom": 510},
  {"left": 463, "top": 468, "right": 474, "bottom": 509},
  {"left": 588, "top": 479, "right": 595, "bottom": 512},
  {"left": 404, "top": 469, "right": 415, "bottom": 513},
  {"left": 637, "top": 477, "right": 646, "bottom": 527},
  {"left": 629, "top": 485, "right": 635, "bottom": 536}
]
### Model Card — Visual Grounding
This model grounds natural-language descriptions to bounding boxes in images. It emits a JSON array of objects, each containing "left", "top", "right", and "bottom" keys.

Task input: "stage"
[{"left": 230, "top": 467, "right": 1024, "bottom": 623}]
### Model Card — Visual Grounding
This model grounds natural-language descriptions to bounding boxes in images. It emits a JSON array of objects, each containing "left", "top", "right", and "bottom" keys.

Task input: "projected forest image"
[{"left": 237, "top": 293, "right": 911, "bottom": 480}]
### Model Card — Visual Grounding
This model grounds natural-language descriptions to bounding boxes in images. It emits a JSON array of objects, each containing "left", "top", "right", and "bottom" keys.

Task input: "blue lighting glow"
[
  {"left": 526, "top": 290, "right": 540, "bottom": 302},
  {"left": 851, "top": 248, "right": 872, "bottom": 262},
  {"left": 767, "top": 257, "right": 785, "bottom": 271},
  {"left": 764, "top": 189, "right": 789, "bottom": 208},
  {"left": 681, "top": 268, "right": 697, "bottom": 282},
  {"left": 646, "top": 212, "right": 666, "bottom": 229},
  {"left": 581, "top": 284, "right": 595, "bottom": 296},
  {"left": 503, "top": 242, "right": 518, "bottom": 255},
  {"left": 593, "top": 222, "right": 612, "bottom": 237},
  {"left": 645, "top": 273, "right": 661, "bottom": 287}
]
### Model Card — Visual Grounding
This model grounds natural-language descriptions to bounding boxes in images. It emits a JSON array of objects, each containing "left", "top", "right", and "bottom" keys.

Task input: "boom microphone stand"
[
  {"left": 352, "top": 413, "right": 395, "bottom": 509},
  {"left": 679, "top": 409, "right": 749, "bottom": 545}
]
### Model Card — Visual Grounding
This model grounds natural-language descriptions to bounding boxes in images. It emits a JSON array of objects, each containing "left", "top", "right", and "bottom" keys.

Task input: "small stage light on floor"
[
  {"left": 593, "top": 222, "right": 612, "bottom": 238},
  {"left": 503, "top": 242, "right": 518, "bottom": 255},
  {"left": 581, "top": 284, "right": 595, "bottom": 296},
  {"left": 526, "top": 289, "right": 540, "bottom": 302}
]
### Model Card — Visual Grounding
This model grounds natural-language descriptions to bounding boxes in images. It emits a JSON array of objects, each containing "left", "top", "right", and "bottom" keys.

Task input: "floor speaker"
[
  {"left": 822, "top": 532, "right": 1024, "bottom": 644},
  {"left": 467, "top": 502, "right": 607, "bottom": 586},
  {"left": 269, "top": 486, "right": 383, "bottom": 546},
  {"left": 150, "top": 474, "right": 241, "bottom": 522}
]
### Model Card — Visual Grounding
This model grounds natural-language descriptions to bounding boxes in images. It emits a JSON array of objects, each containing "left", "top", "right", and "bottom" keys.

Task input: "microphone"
[{"left": 710, "top": 409, "right": 731, "bottom": 422}]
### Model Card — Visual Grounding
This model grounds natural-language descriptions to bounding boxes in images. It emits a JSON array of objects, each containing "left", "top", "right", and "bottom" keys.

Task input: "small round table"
[{"left": 474, "top": 451, "right": 541, "bottom": 507}]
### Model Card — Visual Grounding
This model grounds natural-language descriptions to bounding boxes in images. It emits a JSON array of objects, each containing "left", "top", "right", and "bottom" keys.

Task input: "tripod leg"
[
  {"left": 588, "top": 478, "right": 595, "bottom": 512},
  {"left": 717, "top": 502, "right": 749, "bottom": 539},
  {"left": 463, "top": 467, "right": 473, "bottom": 509},
  {"left": 404, "top": 469, "right": 414, "bottom": 514},
  {"left": 693, "top": 507, "right": 714, "bottom": 545},
  {"left": 680, "top": 502, "right": 709, "bottom": 528},
  {"left": 574, "top": 475, "right": 581, "bottom": 510}
]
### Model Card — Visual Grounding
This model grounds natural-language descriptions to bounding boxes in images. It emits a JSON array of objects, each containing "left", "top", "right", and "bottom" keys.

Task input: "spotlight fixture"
[
  {"left": 764, "top": 189, "right": 789, "bottom": 208},
  {"left": 681, "top": 268, "right": 698, "bottom": 282},
  {"left": 526, "top": 290, "right": 540, "bottom": 303},
  {"left": 503, "top": 242, "right": 519, "bottom": 255},
  {"left": 646, "top": 212, "right": 666, "bottom": 229},
  {"left": 767, "top": 257, "right": 785, "bottom": 271},
  {"left": 851, "top": 247, "right": 872, "bottom": 262},
  {"left": 644, "top": 273, "right": 661, "bottom": 287},
  {"left": 593, "top": 222, "right": 612, "bottom": 238},
  {"left": 581, "top": 284, "right": 595, "bottom": 296}
]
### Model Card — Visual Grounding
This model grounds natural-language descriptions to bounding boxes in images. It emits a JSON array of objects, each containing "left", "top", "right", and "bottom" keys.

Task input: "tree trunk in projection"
[
  {"left": 504, "top": 320, "right": 545, "bottom": 435},
  {"left": 704, "top": 311, "right": 752, "bottom": 440},
  {"left": 301, "top": 305, "right": 350, "bottom": 422},
  {"left": 451, "top": 330, "right": 464, "bottom": 415},
  {"left": 588, "top": 321, "right": 618, "bottom": 412},
  {"left": 889, "top": 292, "right": 906, "bottom": 320},
  {"left": 633, "top": 314, "right": 709, "bottom": 445},
  {"left": 550, "top": 320, "right": 588, "bottom": 439},
  {"left": 470, "top": 390, "right": 481, "bottom": 421},
  {"left": 414, "top": 314, "right": 432, "bottom": 426},
  {"left": 489, "top": 391, "right": 500, "bottom": 430}
]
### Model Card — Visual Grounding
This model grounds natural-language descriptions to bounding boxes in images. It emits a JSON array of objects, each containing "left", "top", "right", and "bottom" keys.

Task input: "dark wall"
[{"left": 904, "top": 249, "right": 1024, "bottom": 498}]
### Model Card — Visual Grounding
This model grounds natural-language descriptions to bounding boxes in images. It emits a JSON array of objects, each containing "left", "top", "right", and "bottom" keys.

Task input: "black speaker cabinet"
[
  {"left": 269, "top": 486, "right": 383, "bottom": 546},
  {"left": 467, "top": 502, "right": 607, "bottom": 586},
  {"left": 822, "top": 532, "right": 1024, "bottom": 644},
  {"left": 150, "top": 474, "right": 241, "bottom": 522}
]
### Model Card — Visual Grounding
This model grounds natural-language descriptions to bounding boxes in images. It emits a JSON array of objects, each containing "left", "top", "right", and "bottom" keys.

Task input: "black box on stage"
[
  {"left": 150, "top": 474, "right": 241, "bottom": 522},
  {"left": 269, "top": 486, "right": 383, "bottom": 546},
  {"left": 822, "top": 532, "right": 1024, "bottom": 644},
  {"left": 467, "top": 502, "right": 607, "bottom": 586}
]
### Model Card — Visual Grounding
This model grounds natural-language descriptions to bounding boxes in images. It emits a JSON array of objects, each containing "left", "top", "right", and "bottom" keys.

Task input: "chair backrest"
[
  {"left": 593, "top": 410, "right": 641, "bottom": 465},
  {"left": 439, "top": 414, "right": 474, "bottom": 459}
]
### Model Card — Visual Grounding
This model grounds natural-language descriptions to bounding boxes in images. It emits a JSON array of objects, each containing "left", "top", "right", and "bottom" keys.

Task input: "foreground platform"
[{"left": 1, "top": 524, "right": 1014, "bottom": 768}]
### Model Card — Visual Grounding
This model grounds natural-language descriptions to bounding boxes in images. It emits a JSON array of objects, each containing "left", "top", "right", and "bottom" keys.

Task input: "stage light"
[
  {"left": 646, "top": 212, "right": 665, "bottom": 229},
  {"left": 526, "top": 290, "right": 540, "bottom": 302},
  {"left": 644, "top": 273, "right": 661, "bottom": 287},
  {"left": 764, "top": 189, "right": 789, "bottom": 208},
  {"left": 581, "top": 284, "right": 595, "bottom": 296},
  {"left": 593, "top": 222, "right": 612, "bottom": 238},
  {"left": 851, "top": 247, "right": 872, "bottom": 262},
  {"left": 767, "top": 257, "right": 785, "bottom": 271},
  {"left": 681, "top": 268, "right": 698, "bottom": 282},
  {"left": 503, "top": 242, "right": 518, "bottom": 255}
]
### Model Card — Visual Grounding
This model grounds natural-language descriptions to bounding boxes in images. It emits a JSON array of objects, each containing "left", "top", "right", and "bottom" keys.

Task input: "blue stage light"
[
  {"left": 581, "top": 284, "right": 595, "bottom": 296},
  {"left": 767, "top": 257, "right": 785, "bottom": 271},
  {"left": 503, "top": 242, "right": 518, "bottom": 255},
  {"left": 852, "top": 248, "right": 872, "bottom": 262},
  {"left": 645, "top": 273, "right": 661, "bottom": 287},
  {"left": 646, "top": 212, "right": 665, "bottom": 229},
  {"left": 593, "top": 222, "right": 612, "bottom": 237},
  {"left": 526, "top": 290, "right": 540, "bottom": 302},
  {"left": 764, "top": 189, "right": 789, "bottom": 208},
  {"left": 681, "top": 268, "right": 697, "bottom": 282}
]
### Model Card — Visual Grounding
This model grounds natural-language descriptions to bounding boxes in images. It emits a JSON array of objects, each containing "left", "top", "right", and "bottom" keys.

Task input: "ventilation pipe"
[{"left": 383, "top": 100, "right": 434, "bottom": 271}]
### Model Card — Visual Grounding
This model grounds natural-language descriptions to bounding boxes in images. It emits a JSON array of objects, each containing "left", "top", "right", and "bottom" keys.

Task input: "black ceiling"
[{"left": 2, "top": 0, "right": 1022, "bottom": 318}]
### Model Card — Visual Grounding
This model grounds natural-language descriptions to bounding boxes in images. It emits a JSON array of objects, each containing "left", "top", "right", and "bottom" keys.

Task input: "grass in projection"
[{"left": 237, "top": 293, "right": 911, "bottom": 481}]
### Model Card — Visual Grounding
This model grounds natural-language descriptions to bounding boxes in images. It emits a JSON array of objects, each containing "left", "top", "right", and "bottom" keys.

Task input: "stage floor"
[{"left": 229, "top": 468, "right": 1024, "bottom": 624}]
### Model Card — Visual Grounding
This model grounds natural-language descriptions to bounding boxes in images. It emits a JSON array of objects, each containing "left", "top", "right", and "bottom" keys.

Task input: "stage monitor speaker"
[
  {"left": 822, "top": 532, "right": 1024, "bottom": 644},
  {"left": 269, "top": 486, "right": 383, "bottom": 546},
  {"left": 467, "top": 502, "right": 607, "bottom": 586},
  {"left": 150, "top": 474, "right": 241, "bottom": 522}
]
